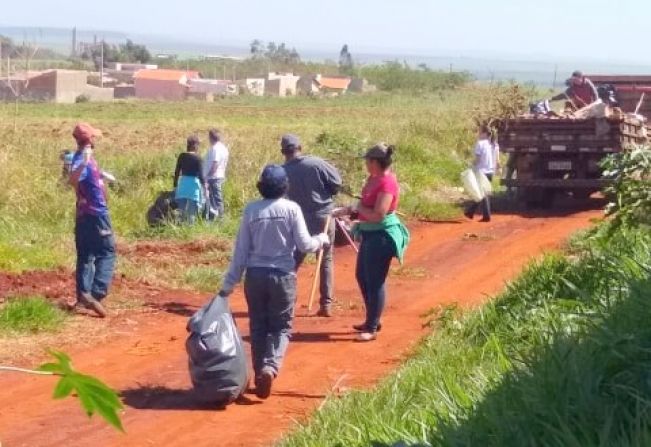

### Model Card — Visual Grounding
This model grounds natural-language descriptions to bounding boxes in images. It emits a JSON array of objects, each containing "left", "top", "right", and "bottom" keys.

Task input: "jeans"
[
  {"left": 294, "top": 214, "right": 335, "bottom": 307},
  {"left": 75, "top": 214, "right": 116, "bottom": 301},
  {"left": 466, "top": 173, "right": 493, "bottom": 220},
  {"left": 355, "top": 230, "right": 395, "bottom": 332},
  {"left": 206, "top": 178, "right": 225, "bottom": 219},
  {"left": 244, "top": 267, "right": 296, "bottom": 377},
  {"left": 176, "top": 198, "right": 200, "bottom": 224}
]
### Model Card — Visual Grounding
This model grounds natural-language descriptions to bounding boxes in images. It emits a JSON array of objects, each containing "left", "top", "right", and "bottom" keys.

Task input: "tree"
[
  {"left": 250, "top": 39, "right": 264, "bottom": 58},
  {"left": 339, "top": 44, "right": 353, "bottom": 75},
  {"left": 81, "top": 39, "right": 151, "bottom": 69}
]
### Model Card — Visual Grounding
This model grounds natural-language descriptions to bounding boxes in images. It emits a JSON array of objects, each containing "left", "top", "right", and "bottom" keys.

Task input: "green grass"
[
  {"left": 182, "top": 266, "right": 225, "bottom": 293},
  {"left": 0, "top": 90, "right": 508, "bottom": 274},
  {"left": 0, "top": 296, "right": 68, "bottom": 334},
  {"left": 280, "top": 225, "right": 651, "bottom": 447}
]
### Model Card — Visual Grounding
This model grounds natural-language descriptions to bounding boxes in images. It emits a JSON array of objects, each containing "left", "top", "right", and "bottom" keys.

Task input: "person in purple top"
[{"left": 68, "top": 123, "right": 115, "bottom": 318}]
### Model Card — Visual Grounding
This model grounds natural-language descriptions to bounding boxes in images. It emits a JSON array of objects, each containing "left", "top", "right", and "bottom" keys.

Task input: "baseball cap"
[
  {"left": 72, "top": 122, "right": 102, "bottom": 145},
  {"left": 281, "top": 134, "right": 301, "bottom": 151},
  {"left": 260, "top": 164, "right": 288, "bottom": 186}
]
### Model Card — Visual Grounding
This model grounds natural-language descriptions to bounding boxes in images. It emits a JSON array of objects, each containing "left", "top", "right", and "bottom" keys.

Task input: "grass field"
[{"left": 0, "top": 89, "right": 497, "bottom": 277}]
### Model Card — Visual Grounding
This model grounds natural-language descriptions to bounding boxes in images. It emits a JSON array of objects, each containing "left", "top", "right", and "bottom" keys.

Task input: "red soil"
[{"left": 0, "top": 210, "right": 600, "bottom": 447}]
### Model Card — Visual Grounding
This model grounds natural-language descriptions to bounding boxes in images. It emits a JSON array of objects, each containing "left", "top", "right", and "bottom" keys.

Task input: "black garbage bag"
[
  {"left": 186, "top": 295, "right": 249, "bottom": 405},
  {"left": 147, "top": 190, "right": 177, "bottom": 227}
]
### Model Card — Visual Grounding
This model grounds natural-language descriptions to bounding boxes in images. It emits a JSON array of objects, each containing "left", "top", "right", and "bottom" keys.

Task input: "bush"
[
  {"left": 75, "top": 94, "right": 90, "bottom": 104},
  {"left": 360, "top": 61, "right": 471, "bottom": 93}
]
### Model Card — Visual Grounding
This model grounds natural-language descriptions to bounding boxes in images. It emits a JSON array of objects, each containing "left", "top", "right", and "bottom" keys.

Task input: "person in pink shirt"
[{"left": 334, "top": 143, "right": 409, "bottom": 342}]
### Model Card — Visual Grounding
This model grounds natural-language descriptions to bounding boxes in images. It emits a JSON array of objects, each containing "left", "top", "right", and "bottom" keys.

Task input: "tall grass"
[
  {"left": 280, "top": 225, "right": 651, "bottom": 447},
  {"left": 0, "top": 90, "right": 508, "bottom": 272}
]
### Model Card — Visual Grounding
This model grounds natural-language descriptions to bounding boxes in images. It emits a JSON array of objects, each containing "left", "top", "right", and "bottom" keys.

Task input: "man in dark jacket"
[
  {"left": 550, "top": 70, "right": 599, "bottom": 109},
  {"left": 281, "top": 134, "right": 342, "bottom": 317}
]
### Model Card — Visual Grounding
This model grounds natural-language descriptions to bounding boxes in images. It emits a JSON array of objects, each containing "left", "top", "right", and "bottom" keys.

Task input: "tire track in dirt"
[{"left": 0, "top": 211, "right": 600, "bottom": 447}]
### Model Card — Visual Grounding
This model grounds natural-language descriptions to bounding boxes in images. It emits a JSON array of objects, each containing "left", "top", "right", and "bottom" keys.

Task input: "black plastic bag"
[{"left": 186, "top": 295, "right": 248, "bottom": 405}]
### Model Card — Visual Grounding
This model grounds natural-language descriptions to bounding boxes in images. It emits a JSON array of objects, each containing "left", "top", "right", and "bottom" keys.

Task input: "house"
[
  {"left": 188, "top": 78, "right": 238, "bottom": 97},
  {"left": 114, "top": 84, "right": 136, "bottom": 99},
  {"left": 297, "top": 75, "right": 352, "bottom": 96},
  {"left": 133, "top": 69, "right": 200, "bottom": 100},
  {"left": 237, "top": 78, "right": 265, "bottom": 96},
  {"left": 316, "top": 76, "right": 351, "bottom": 95},
  {"left": 1, "top": 70, "right": 113, "bottom": 103},
  {"left": 265, "top": 72, "right": 300, "bottom": 97}
]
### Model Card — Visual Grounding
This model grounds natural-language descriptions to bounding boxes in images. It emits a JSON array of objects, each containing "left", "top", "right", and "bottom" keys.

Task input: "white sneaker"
[{"left": 355, "top": 332, "right": 377, "bottom": 342}]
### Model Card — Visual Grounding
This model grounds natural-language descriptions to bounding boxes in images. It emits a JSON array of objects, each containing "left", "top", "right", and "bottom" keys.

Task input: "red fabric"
[
  {"left": 359, "top": 172, "right": 399, "bottom": 220},
  {"left": 72, "top": 123, "right": 102, "bottom": 146},
  {"left": 570, "top": 81, "right": 596, "bottom": 107}
]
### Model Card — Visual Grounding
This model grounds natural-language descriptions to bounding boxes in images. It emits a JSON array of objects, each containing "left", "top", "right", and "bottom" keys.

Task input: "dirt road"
[{"left": 0, "top": 210, "right": 600, "bottom": 447}]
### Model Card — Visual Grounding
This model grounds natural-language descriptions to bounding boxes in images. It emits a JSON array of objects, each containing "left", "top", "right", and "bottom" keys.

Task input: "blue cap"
[
  {"left": 281, "top": 134, "right": 301, "bottom": 151},
  {"left": 260, "top": 164, "right": 288, "bottom": 186}
]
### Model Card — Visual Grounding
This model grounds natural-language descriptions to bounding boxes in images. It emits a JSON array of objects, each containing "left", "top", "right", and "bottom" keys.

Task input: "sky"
[{"left": 2, "top": 0, "right": 651, "bottom": 63}]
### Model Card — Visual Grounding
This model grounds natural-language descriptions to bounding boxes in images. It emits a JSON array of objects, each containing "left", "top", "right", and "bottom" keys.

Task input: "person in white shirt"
[
  {"left": 204, "top": 128, "right": 229, "bottom": 219},
  {"left": 465, "top": 125, "right": 499, "bottom": 222}
]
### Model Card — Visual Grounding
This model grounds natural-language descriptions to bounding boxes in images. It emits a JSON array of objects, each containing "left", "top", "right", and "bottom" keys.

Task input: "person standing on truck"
[
  {"left": 203, "top": 128, "right": 229, "bottom": 220},
  {"left": 281, "top": 134, "right": 343, "bottom": 318},
  {"left": 69, "top": 123, "right": 115, "bottom": 318},
  {"left": 216, "top": 164, "right": 330, "bottom": 399},
  {"left": 465, "top": 125, "right": 497, "bottom": 222},
  {"left": 550, "top": 71, "right": 599, "bottom": 110}
]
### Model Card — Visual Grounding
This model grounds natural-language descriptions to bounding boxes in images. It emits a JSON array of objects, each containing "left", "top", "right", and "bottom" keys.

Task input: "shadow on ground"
[
  {"left": 146, "top": 301, "right": 247, "bottom": 319},
  {"left": 121, "top": 386, "right": 262, "bottom": 411}
]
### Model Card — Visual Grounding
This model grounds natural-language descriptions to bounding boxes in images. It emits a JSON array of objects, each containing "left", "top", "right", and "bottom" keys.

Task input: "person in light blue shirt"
[
  {"left": 173, "top": 135, "right": 207, "bottom": 224},
  {"left": 217, "top": 164, "right": 330, "bottom": 400}
]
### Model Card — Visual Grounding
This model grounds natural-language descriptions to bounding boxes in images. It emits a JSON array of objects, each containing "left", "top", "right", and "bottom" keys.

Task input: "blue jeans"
[
  {"left": 356, "top": 230, "right": 395, "bottom": 332},
  {"left": 244, "top": 267, "right": 296, "bottom": 377},
  {"left": 75, "top": 214, "right": 116, "bottom": 301},
  {"left": 294, "top": 214, "right": 335, "bottom": 307},
  {"left": 176, "top": 198, "right": 200, "bottom": 224},
  {"left": 206, "top": 178, "right": 225, "bottom": 219}
]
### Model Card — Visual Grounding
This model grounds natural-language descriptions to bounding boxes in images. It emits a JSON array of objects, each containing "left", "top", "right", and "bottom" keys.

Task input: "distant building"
[
  {"left": 114, "top": 84, "right": 136, "bottom": 99},
  {"left": 0, "top": 70, "right": 113, "bottom": 103},
  {"left": 237, "top": 78, "right": 265, "bottom": 96},
  {"left": 297, "top": 75, "right": 354, "bottom": 96},
  {"left": 133, "top": 69, "right": 200, "bottom": 100},
  {"left": 107, "top": 63, "right": 158, "bottom": 71},
  {"left": 188, "top": 78, "right": 238, "bottom": 96},
  {"left": 265, "top": 72, "right": 300, "bottom": 97}
]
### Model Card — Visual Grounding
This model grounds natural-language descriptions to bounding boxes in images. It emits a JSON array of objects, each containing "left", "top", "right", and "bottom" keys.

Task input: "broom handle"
[
  {"left": 336, "top": 217, "right": 358, "bottom": 253},
  {"left": 307, "top": 215, "right": 332, "bottom": 312}
]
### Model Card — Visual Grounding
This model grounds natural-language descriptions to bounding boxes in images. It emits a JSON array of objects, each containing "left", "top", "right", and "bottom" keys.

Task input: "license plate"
[{"left": 548, "top": 161, "right": 572, "bottom": 171}]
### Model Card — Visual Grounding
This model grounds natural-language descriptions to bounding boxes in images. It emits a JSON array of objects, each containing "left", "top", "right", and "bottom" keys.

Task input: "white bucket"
[{"left": 461, "top": 169, "right": 484, "bottom": 202}]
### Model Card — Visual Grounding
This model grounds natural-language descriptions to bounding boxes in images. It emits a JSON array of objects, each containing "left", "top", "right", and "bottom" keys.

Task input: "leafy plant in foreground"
[
  {"left": 602, "top": 146, "right": 651, "bottom": 230},
  {"left": 0, "top": 350, "right": 124, "bottom": 431}
]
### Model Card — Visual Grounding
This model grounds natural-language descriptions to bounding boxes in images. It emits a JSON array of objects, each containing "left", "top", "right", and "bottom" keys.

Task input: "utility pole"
[{"left": 100, "top": 39, "right": 104, "bottom": 88}]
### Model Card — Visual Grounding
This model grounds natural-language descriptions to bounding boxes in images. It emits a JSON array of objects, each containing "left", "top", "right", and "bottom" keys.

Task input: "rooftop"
[{"left": 317, "top": 76, "right": 351, "bottom": 90}]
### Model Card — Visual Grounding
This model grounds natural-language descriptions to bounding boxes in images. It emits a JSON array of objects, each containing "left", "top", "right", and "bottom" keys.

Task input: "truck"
[{"left": 497, "top": 77, "right": 649, "bottom": 208}]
